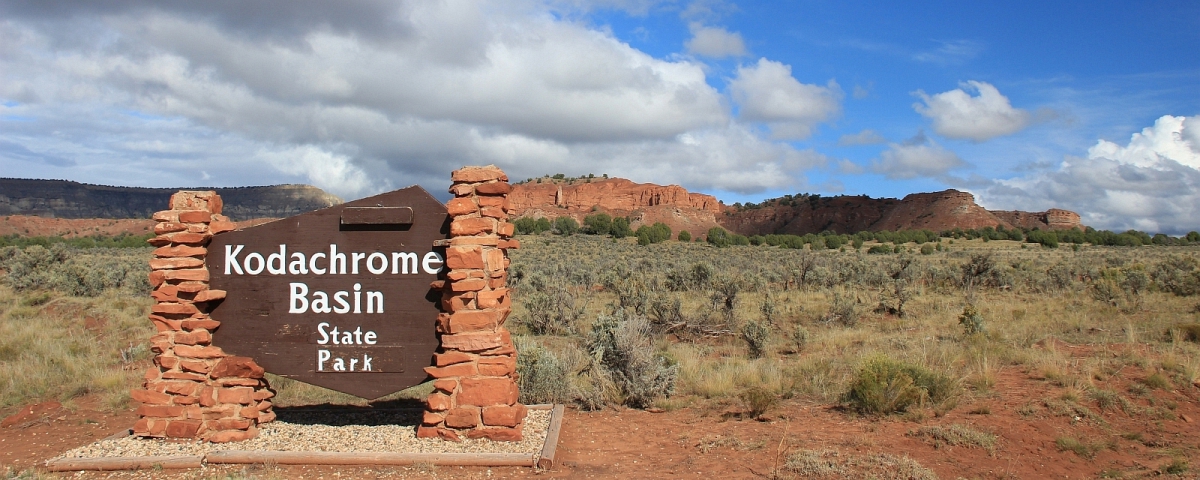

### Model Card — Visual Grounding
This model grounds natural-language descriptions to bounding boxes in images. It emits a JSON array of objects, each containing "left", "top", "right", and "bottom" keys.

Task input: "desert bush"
[
  {"left": 822, "top": 291, "right": 860, "bottom": 327},
  {"left": 790, "top": 324, "right": 810, "bottom": 353},
  {"left": 842, "top": 355, "right": 957, "bottom": 415},
  {"left": 1151, "top": 254, "right": 1200, "bottom": 296},
  {"left": 587, "top": 309, "right": 678, "bottom": 408},
  {"left": 785, "top": 449, "right": 937, "bottom": 480},
  {"left": 741, "top": 319, "right": 770, "bottom": 359},
  {"left": 907, "top": 423, "right": 998, "bottom": 453},
  {"left": 517, "top": 279, "right": 586, "bottom": 335},
  {"left": 739, "top": 386, "right": 777, "bottom": 419},
  {"left": 514, "top": 336, "right": 572, "bottom": 404},
  {"left": 635, "top": 222, "right": 672, "bottom": 246},
  {"left": 958, "top": 304, "right": 985, "bottom": 336},
  {"left": 582, "top": 213, "right": 612, "bottom": 235},
  {"left": 553, "top": 216, "right": 579, "bottom": 235},
  {"left": 0, "top": 245, "right": 150, "bottom": 296},
  {"left": 677, "top": 230, "right": 691, "bottom": 242}
]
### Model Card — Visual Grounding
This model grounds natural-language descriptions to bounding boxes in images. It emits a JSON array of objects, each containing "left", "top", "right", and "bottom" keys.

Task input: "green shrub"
[
  {"left": 790, "top": 324, "right": 810, "bottom": 353},
  {"left": 610, "top": 217, "right": 633, "bottom": 238},
  {"left": 553, "top": 216, "right": 579, "bottom": 235},
  {"left": 843, "top": 356, "right": 957, "bottom": 415},
  {"left": 958, "top": 304, "right": 985, "bottom": 335},
  {"left": 678, "top": 230, "right": 691, "bottom": 242},
  {"left": 739, "top": 386, "right": 778, "bottom": 419},
  {"left": 587, "top": 309, "right": 677, "bottom": 408},
  {"left": 635, "top": 222, "right": 672, "bottom": 245},
  {"left": 583, "top": 213, "right": 612, "bottom": 235},
  {"left": 514, "top": 337, "right": 571, "bottom": 404},
  {"left": 741, "top": 319, "right": 770, "bottom": 359}
]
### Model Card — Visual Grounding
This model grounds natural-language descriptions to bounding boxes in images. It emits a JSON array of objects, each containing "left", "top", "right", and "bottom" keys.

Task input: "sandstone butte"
[{"left": 507, "top": 178, "right": 1082, "bottom": 238}]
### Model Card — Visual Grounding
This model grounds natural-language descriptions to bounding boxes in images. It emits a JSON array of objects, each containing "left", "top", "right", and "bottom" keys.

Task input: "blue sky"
[{"left": 1, "top": 1, "right": 1199, "bottom": 232}]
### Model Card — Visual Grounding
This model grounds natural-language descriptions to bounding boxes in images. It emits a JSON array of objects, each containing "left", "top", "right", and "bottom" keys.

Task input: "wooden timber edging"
[{"left": 46, "top": 404, "right": 564, "bottom": 472}]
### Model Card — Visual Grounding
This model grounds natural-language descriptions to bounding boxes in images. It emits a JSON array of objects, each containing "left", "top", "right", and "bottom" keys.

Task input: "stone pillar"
[
  {"left": 132, "top": 191, "right": 275, "bottom": 443},
  {"left": 419, "top": 165, "right": 526, "bottom": 442}
]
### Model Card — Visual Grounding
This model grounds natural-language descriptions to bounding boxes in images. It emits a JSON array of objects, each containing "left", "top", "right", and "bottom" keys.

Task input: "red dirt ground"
[{"left": 2, "top": 350, "right": 1198, "bottom": 480}]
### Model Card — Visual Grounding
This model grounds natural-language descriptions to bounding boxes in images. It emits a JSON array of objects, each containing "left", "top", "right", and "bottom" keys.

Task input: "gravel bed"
[{"left": 55, "top": 408, "right": 551, "bottom": 460}]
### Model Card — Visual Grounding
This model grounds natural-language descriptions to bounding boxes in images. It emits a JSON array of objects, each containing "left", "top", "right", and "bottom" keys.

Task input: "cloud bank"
[
  {"left": 982, "top": 115, "right": 1200, "bottom": 234},
  {"left": 871, "top": 131, "right": 966, "bottom": 179},
  {"left": 0, "top": 1, "right": 822, "bottom": 199}
]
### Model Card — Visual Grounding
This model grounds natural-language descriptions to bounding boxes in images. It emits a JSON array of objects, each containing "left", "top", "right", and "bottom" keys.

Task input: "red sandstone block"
[
  {"left": 256, "top": 400, "right": 273, "bottom": 412},
  {"left": 467, "top": 427, "right": 522, "bottom": 442},
  {"left": 498, "top": 239, "right": 520, "bottom": 250},
  {"left": 450, "top": 235, "right": 499, "bottom": 246},
  {"left": 484, "top": 249, "right": 505, "bottom": 272},
  {"left": 162, "top": 231, "right": 210, "bottom": 245},
  {"left": 488, "top": 276, "right": 507, "bottom": 289},
  {"left": 210, "top": 220, "right": 236, "bottom": 234},
  {"left": 150, "top": 289, "right": 179, "bottom": 303},
  {"left": 443, "top": 294, "right": 473, "bottom": 313},
  {"left": 153, "top": 211, "right": 180, "bottom": 222},
  {"left": 210, "top": 356, "right": 265, "bottom": 378},
  {"left": 474, "top": 181, "right": 512, "bottom": 195},
  {"left": 435, "top": 313, "right": 451, "bottom": 334},
  {"left": 149, "top": 314, "right": 183, "bottom": 332},
  {"left": 179, "top": 360, "right": 211, "bottom": 374},
  {"left": 497, "top": 222, "right": 515, "bottom": 238},
  {"left": 480, "top": 206, "right": 505, "bottom": 219},
  {"left": 475, "top": 289, "right": 507, "bottom": 309},
  {"left": 450, "top": 278, "right": 487, "bottom": 292},
  {"left": 446, "top": 197, "right": 478, "bottom": 216},
  {"left": 165, "top": 419, "right": 204, "bottom": 438},
  {"left": 258, "top": 411, "right": 276, "bottom": 423},
  {"left": 449, "top": 183, "right": 475, "bottom": 196},
  {"left": 150, "top": 257, "right": 204, "bottom": 270},
  {"left": 216, "top": 387, "right": 254, "bottom": 405},
  {"left": 422, "top": 411, "right": 444, "bottom": 426},
  {"left": 440, "top": 332, "right": 504, "bottom": 352},
  {"left": 163, "top": 268, "right": 210, "bottom": 282},
  {"left": 212, "top": 418, "right": 253, "bottom": 431},
  {"left": 218, "top": 378, "right": 262, "bottom": 387},
  {"left": 169, "top": 191, "right": 223, "bottom": 213},
  {"left": 482, "top": 404, "right": 527, "bottom": 427},
  {"left": 239, "top": 406, "right": 258, "bottom": 418},
  {"left": 477, "top": 196, "right": 505, "bottom": 208},
  {"left": 137, "top": 404, "right": 185, "bottom": 418},
  {"left": 132, "top": 418, "right": 151, "bottom": 436},
  {"left": 206, "top": 427, "right": 257, "bottom": 443},
  {"left": 175, "top": 345, "right": 226, "bottom": 359},
  {"left": 423, "top": 362, "right": 477, "bottom": 378},
  {"left": 446, "top": 271, "right": 469, "bottom": 281},
  {"left": 430, "top": 280, "right": 446, "bottom": 290},
  {"left": 450, "top": 217, "right": 495, "bottom": 236},
  {"left": 200, "top": 387, "right": 217, "bottom": 407},
  {"left": 173, "top": 396, "right": 198, "bottom": 406},
  {"left": 152, "top": 302, "right": 199, "bottom": 315},
  {"left": 200, "top": 404, "right": 237, "bottom": 420},
  {"left": 433, "top": 379, "right": 458, "bottom": 394},
  {"left": 451, "top": 166, "right": 508, "bottom": 183},
  {"left": 434, "top": 351, "right": 474, "bottom": 367},
  {"left": 469, "top": 270, "right": 486, "bottom": 279},
  {"left": 178, "top": 211, "right": 212, "bottom": 223},
  {"left": 156, "top": 356, "right": 179, "bottom": 370},
  {"left": 144, "top": 367, "right": 161, "bottom": 382},
  {"left": 445, "top": 245, "right": 485, "bottom": 270},
  {"left": 416, "top": 425, "right": 440, "bottom": 439},
  {"left": 176, "top": 282, "right": 208, "bottom": 293},
  {"left": 445, "top": 406, "right": 481, "bottom": 429},
  {"left": 182, "top": 319, "right": 221, "bottom": 331},
  {"left": 148, "top": 270, "right": 166, "bottom": 287},
  {"left": 192, "top": 289, "right": 226, "bottom": 303},
  {"left": 130, "top": 389, "right": 173, "bottom": 405},
  {"left": 448, "top": 310, "right": 501, "bottom": 333},
  {"left": 478, "top": 356, "right": 517, "bottom": 377},
  {"left": 174, "top": 330, "right": 211, "bottom": 346},
  {"left": 252, "top": 389, "right": 275, "bottom": 401},
  {"left": 154, "top": 222, "right": 188, "bottom": 235},
  {"left": 153, "top": 245, "right": 207, "bottom": 258},
  {"left": 458, "top": 378, "right": 518, "bottom": 407},
  {"left": 426, "top": 393, "right": 452, "bottom": 411},
  {"left": 186, "top": 224, "right": 208, "bottom": 233},
  {"left": 162, "top": 371, "right": 208, "bottom": 381}
]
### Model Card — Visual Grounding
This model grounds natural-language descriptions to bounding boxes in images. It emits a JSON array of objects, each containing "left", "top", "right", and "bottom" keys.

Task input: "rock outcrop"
[
  {"left": 0, "top": 178, "right": 342, "bottom": 221},
  {"left": 509, "top": 179, "right": 1083, "bottom": 237}
]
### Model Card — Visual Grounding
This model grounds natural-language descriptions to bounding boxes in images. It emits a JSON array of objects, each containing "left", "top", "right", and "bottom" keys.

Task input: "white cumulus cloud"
[
  {"left": 981, "top": 115, "right": 1200, "bottom": 234},
  {"left": 837, "top": 129, "right": 885, "bottom": 146},
  {"left": 729, "top": 58, "right": 842, "bottom": 140},
  {"left": 871, "top": 131, "right": 966, "bottom": 179},
  {"left": 914, "top": 80, "right": 1032, "bottom": 142},
  {"left": 0, "top": 2, "right": 825, "bottom": 199},
  {"left": 685, "top": 23, "right": 747, "bottom": 58}
]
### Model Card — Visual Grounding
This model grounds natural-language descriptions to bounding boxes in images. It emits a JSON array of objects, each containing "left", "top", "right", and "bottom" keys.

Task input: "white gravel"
[{"left": 54, "top": 408, "right": 551, "bottom": 460}]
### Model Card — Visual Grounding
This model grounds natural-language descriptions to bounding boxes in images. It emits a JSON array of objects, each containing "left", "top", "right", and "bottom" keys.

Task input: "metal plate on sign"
[{"left": 206, "top": 186, "right": 449, "bottom": 399}]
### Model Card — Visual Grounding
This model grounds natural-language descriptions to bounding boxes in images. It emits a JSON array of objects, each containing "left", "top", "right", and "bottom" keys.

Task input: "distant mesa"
[
  {"left": 508, "top": 177, "right": 1082, "bottom": 237},
  {"left": 0, "top": 178, "right": 342, "bottom": 222},
  {"left": 1, "top": 176, "right": 1082, "bottom": 239}
]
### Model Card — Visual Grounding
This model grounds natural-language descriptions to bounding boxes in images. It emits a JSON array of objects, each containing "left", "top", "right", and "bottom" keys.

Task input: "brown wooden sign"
[{"left": 206, "top": 186, "right": 449, "bottom": 399}]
